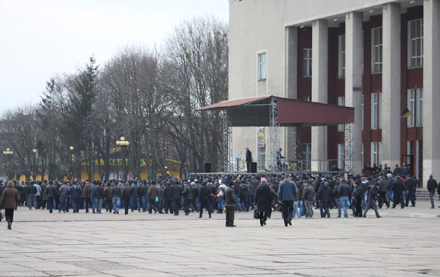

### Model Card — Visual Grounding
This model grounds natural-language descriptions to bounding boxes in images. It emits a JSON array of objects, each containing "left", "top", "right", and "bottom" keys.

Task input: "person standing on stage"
[{"left": 246, "top": 147, "right": 252, "bottom": 173}]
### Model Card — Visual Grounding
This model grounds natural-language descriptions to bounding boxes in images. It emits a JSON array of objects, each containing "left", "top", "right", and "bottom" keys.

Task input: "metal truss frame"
[
  {"left": 223, "top": 111, "right": 234, "bottom": 172},
  {"left": 292, "top": 125, "right": 302, "bottom": 160},
  {"left": 270, "top": 97, "right": 281, "bottom": 172},
  {"left": 344, "top": 123, "right": 354, "bottom": 173}
]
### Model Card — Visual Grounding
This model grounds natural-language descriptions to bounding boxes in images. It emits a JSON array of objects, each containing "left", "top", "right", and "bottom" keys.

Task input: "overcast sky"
[{"left": 0, "top": 0, "right": 229, "bottom": 114}]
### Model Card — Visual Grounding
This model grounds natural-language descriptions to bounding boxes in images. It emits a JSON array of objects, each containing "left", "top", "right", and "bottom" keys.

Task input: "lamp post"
[
  {"left": 3, "top": 148, "right": 13, "bottom": 180},
  {"left": 69, "top": 146, "right": 74, "bottom": 180},
  {"left": 33, "top": 149, "right": 37, "bottom": 181},
  {"left": 116, "top": 137, "right": 129, "bottom": 180}
]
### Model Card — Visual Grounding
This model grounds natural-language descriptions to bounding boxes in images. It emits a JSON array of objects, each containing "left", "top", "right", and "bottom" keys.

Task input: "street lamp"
[
  {"left": 116, "top": 137, "right": 129, "bottom": 180},
  {"left": 33, "top": 149, "right": 37, "bottom": 181},
  {"left": 69, "top": 146, "right": 74, "bottom": 180},
  {"left": 3, "top": 148, "right": 13, "bottom": 180}
]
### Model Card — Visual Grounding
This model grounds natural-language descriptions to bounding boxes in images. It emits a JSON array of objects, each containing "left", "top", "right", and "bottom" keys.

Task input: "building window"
[
  {"left": 416, "top": 88, "right": 423, "bottom": 126},
  {"left": 407, "top": 89, "right": 415, "bottom": 127},
  {"left": 338, "top": 97, "right": 345, "bottom": 132},
  {"left": 378, "top": 142, "right": 383, "bottom": 166},
  {"left": 258, "top": 53, "right": 266, "bottom": 80},
  {"left": 338, "top": 144, "right": 344, "bottom": 169},
  {"left": 378, "top": 92, "right": 382, "bottom": 129},
  {"left": 303, "top": 144, "right": 311, "bottom": 170},
  {"left": 408, "top": 19, "right": 423, "bottom": 68},
  {"left": 303, "top": 96, "right": 311, "bottom": 102},
  {"left": 371, "top": 142, "right": 377, "bottom": 165},
  {"left": 372, "top": 27, "right": 383, "bottom": 73},
  {"left": 303, "top": 49, "right": 312, "bottom": 77},
  {"left": 339, "top": 35, "right": 346, "bottom": 78},
  {"left": 371, "top": 93, "right": 378, "bottom": 129},
  {"left": 362, "top": 95, "right": 364, "bottom": 130}
]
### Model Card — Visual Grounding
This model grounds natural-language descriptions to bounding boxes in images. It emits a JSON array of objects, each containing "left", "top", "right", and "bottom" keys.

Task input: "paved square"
[{"left": 1, "top": 200, "right": 439, "bottom": 277}]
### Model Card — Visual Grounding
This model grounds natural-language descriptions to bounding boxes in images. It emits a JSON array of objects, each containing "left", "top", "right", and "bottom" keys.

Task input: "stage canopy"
[{"left": 195, "top": 95, "right": 354, "bottom": 127}]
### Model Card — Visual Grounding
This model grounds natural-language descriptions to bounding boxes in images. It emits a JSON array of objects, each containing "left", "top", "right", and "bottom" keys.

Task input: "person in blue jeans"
[
  {"left": 93, "top": 182, "right": 105, "bottom": 214},
  {"left": 58, "top": 182, "right": 70, "bottom": 213},
  {"left": 112, "top": 184, "right": 122, "bottom": 214},
  {"left": 338, "top": 179, "right": 351, "bottom": 218},
  {"left": 427, "top": 175, "right": 438, "bottom": 209}
]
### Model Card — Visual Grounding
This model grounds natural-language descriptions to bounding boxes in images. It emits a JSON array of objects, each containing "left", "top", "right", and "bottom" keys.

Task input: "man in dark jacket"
[
  {"left": 225, "top": 182, "right": 236, "bottom": 227},
  {"left": 104, "top": 184, "right": 113, "bottom": 213},
  {"left": 46, "top": 181, "right": 56, "bottom": 213},
  {"left": 352, "top": 183, "right": 364, "bottom": 217},
  {"left": 302, "top": 180, "right": 314, "bottom": 218},
  {"left": 170, "top": 182, "right": 181, "bottom": 215},
  {"left": 278, "top": 178, "right": 297, "bottom": 226},
  {"left": 377, "top": 175, "right": 390, "bottom": 208},
  {"left": 27, "top": 183, "right": 37, "bottom": 210},
  {"left": 363, "top": 183, "right": 381, "bottom": 218},
  {"left": 182, "top": 182, "right": 193, "bottom": 215},
  {"left": 112, "top": 184, "right": 122, "bottom": 214},
  {"left": 198, "top": 182, "right": 211, "bottom": 218},
  {"left": 82, "top": 180, "right": 92, "bottom": 213},
  {"left": 338, "top": 179, "right": 351, "bottom": 218},
  {"left": 130, "top": 182, "right": 141, "bottom": 212},
  {"left": 41, "top": 180, "right": 48, "bottom": 210},
  {"left": 163, "top": 183, "right": 172, "bottom": 214},
  {"left": 69, "top": 182, "right": 82, "bottom": 213},
  {"left": 427, "top": 175, "right": 438, "bottom": 209},
  {"left": 58, "top": 182, "right": 70, "bottom": 213},
  {"left": 392, "top": 176, "right": 405, "bottom": 209},
  {"left": 317, "top": 182, "right": 331, "bottom": 218},
  {"left": 405, "top": 174, "right": 416, "bottom": 207},
  {"left": 147, "top": 182, "right": 160, "bottom": 214},
  {"left": 94, "top": 183, "right": 105, "bottom": 214},
  {"left": 121, "top": 183, "right": 132, "bottom": 215},
  {"left": 140, "top": 183, "right": 149, "bottom": 212}
]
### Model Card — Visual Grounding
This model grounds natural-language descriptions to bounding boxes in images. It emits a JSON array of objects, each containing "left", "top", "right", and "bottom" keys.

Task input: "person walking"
[
  {"left": 317, "top": 182, "right": 331, "bottom": 218},
  {"left": 147, "top": 181, "right": 159, "bottom": 214},
  {"left": 170, "top": 182, "right": 181, "bottom": 216},
  {"left": 255, "top": 178, "right": 273, "bottom": 226},
  {"left": 0, "top": 181, "right": 20, "bottom": 230},
  {"left": 377, "top": 175, "right": 390, "bottom": 208},
  {"left": 392, "top": 176, "right": 406, "bottom": 209},
  {"left": 198, "top": 182, "right": 212, "bottom": 218},
  {"left": 121, "top": 182, "right": 132, "bottom": 215},
  {"left": 427, "top": 175, "right": 438, "bottom": 209},
  {"left": 405, "top": 174, "right": 416, "bottom": 207},
  {"left": 278, "top": 177, "right": 297, "bottom": 227},
  {"left": 302, "top": 180, "right": 314, "bottom": 218},
  {"left": 46, "top": 181, "right": 56, "bottom": 213},
  {"left": 363, "top": 183, "right": 381, "bottom": 218},
  {"left": 224, "top": 182, "right": 236, "bottom": 227},
  {"left": 338, "top": 179, "right": 351, "bottom": 218},
  {"left": 352, "top": 182, "right": 364, "bottom": 217}
]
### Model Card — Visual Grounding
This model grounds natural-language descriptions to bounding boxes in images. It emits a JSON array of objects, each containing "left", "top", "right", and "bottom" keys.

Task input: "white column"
[
  {"left": 311, "top": 19, "right": 328, "bottom": 171},
  {"left": 423, "top": 0, "right": 440, "bottom": 184},
  {"left": 285, "top": 26, "right": 298, "bottom": 161},
  {"left": 345, "top": 12, "right": 363, "bottom": 174},
  {"left": 382, "top": 3, "right": 401, "bottom": 168}
]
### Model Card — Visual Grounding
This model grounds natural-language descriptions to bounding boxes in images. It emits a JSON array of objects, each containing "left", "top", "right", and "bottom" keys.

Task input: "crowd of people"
[{"left": 1, "top": 162, "right": 439, "bottom": 229}]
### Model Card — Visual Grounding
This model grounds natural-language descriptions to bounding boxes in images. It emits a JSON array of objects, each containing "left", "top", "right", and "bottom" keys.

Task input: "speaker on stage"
[
  {"left": 204, "top": 163, "right": 211, "bottom": 173},
  {"left": 251, "top": 162, "right": 257, "bottom": 173}
]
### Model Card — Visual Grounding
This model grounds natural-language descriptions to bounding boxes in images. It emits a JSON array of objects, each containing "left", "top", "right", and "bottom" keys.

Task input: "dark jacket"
[
  {"left": 255, "top": 183, "right": 273, "bottom": 213},
  {"left": 199, "top": 186, "right": 210, "bottom": 201},
  {"left": 112, "top": 186, "right": 122, "bottom": 198},
  {"left": 46, "top": 184, "right": 56, "bottom": 198},
  {"left": 164, "top": 185, "right": 171, "bottom": 200},
  {"left": 122, "top": 186, "right": 132, "bottom": 199},
  {"left": 147, "top": 185, "right": 160, "bottom": 200},
  {"left": 405, "top": 179, "right": 415, "bottom": 192},
  {"left": 317, "top": 185, "right": 332, "bottom": 202},
  {"left": 104, "top": 187, "right": 113, "bottom": 200},
  {"left": 28, "top": 184, "right": 37, "bottom": 195},
  {"left": 82, "top": 182, "right": 92, "bottom": 198},
  {"left": 353, "top": 186, "right": 365, "bottom": 200},
  {"left": 368, "top": 186, "right": 379, "bottom": 201},
  {"left": 225, "top": 187, "right": 236, "bottom": 206},
  {"left": 278, "top": 179, "right": 297, "bottom": 201},
  {"left": 170, "top": 184, "right": 181, "bottom": 200},
  {"left": 69, "top": 184, "right": 82, "bottom": 198},
  {"left": 94, "top": 186, "right": 105, "bottom": 199},
  {"left": 182, "top": 185, "right": 193, "bottom": 200},
  {"left": 302, "top": 185, "right": 315, "bottom": 201},
  {"left": 0, "top": 187, "right": 20, "bottom": 209},
  {"left": 131, "top": 184, "right": 140, "bottom": 198},
  {"left": 246, "top": 150, "right": 252, "bottom": 162},
  {"left": 392, "top": 180, "right": 405, "bottom": 195},
  {"left": 338, "top": 180, "right": 351, "bottom": 198},
  {"left": 41, "top": 183, "right": 48, "bottom": 200},
  {"left": 378, "top": 179, "right": 388, "bottom": 192},
  {"left": 387, "top": 178, "right": 394, "bottom": 191},
  {"left": 427, "top": 178, "right": 438, "bottom": 193},
  {"left": 59, "top": 184, "right": 70, "bottom": 197}
]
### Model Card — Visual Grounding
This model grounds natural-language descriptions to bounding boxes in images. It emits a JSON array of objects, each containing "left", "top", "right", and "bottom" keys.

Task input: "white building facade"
[{"left": 228, "top": 0, "right": 440, "bottom": 185}]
